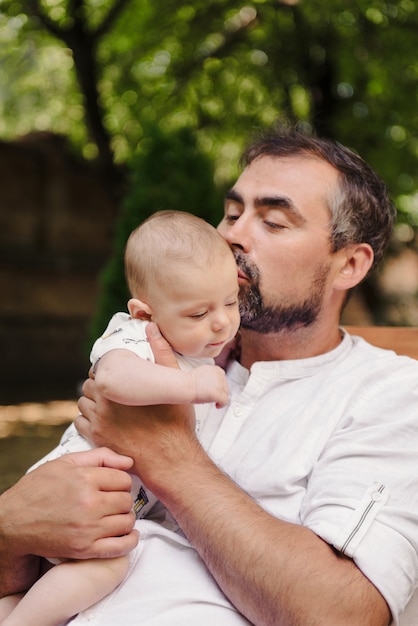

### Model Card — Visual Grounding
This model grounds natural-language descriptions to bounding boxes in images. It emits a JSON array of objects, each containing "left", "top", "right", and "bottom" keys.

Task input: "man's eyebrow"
[
  {"left": 258, "top": 196, "right": 307, "bottom": 224},
  {"left": 254, "top": 194, "right": 297, "bottom": 213},
  {"left": 224, "top": 189, "right": 243, "bottom": 204},
  {"left": 224, "top": 190, "right": 306, "bottom": 223}
]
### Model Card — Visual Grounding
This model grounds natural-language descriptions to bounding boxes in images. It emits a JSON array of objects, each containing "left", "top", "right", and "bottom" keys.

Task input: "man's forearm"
[
  {"left": 0, "top": 486, "right": 41, "bottom": 596},
  {"left": 0, "top": 553, "right": 40, "bottom": 598},
  {"left": 147, "top": 439, "right": 390, "bottom": 626}
]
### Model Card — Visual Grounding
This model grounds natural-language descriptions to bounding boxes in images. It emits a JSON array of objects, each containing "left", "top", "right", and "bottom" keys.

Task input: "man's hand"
[
  {"left": 145, "top": 321, "right": 179, "bottom": 368},
  {"left": 0, "top": 448, "right": 138, "bottom": 596},
  {"left": 1, "top": 448, "right": 138, "bottom": 562}
]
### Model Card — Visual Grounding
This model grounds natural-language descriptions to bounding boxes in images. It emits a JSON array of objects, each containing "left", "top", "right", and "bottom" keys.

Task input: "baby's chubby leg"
[
  {"left": 0, "top": 594, "right": 24, "bottom": 622},
  {"left": 0, "top": 556, "right": 129, "bottom": 626}
]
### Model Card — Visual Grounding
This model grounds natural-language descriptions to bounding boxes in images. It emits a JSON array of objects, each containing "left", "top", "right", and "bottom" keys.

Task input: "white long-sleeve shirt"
[{"left": 70, "top": 330, "right": 418, "bottom": 625}]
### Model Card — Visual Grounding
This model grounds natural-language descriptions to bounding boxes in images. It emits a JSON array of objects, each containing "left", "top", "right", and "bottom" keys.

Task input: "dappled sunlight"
[
  {"left": 0, "top": 400, "right": 77, "bottom": 438},
  {"left": 0, "top": 401, "right": 75, "bottom": 493}
]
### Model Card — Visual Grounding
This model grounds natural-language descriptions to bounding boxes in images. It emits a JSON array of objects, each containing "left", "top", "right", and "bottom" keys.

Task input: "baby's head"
[{"left": 125, "top": 210, "right": 240, "bottom": 359}]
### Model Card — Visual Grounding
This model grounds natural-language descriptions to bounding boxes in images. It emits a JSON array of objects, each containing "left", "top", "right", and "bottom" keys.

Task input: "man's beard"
[{"left": 234, "top": 252, "right": 329, "bottom": 334}]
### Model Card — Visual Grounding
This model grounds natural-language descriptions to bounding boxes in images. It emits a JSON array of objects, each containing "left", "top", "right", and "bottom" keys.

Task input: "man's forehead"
[
  {"left": 243, "top": 152, "right": 335, "bottom": 176},
  {"left": 233, "top": 154, "right": 338, "bottom": 199},
  {"left": 224, "top": 155, "right": 337, "bottom": 228}
]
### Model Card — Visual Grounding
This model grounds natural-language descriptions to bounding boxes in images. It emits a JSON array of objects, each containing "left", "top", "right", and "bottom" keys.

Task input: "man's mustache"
[{"left": 233, "top": 251, "right": 259, "bottom": 283}]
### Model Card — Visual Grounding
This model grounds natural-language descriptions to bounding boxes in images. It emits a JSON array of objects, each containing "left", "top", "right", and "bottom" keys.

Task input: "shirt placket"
[{"left": 207, "top": 371, "right": 271, "bottom": 463}]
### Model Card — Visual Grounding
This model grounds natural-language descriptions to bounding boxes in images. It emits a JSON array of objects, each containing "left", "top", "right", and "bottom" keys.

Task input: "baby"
[{"left": 0, "top": 210, "right": 240, "bottom": 626}]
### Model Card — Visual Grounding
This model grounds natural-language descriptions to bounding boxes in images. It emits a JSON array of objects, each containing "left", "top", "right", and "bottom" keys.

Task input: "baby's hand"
[{"left": 191, "top": 365, "right": 229, "bottom": 408}]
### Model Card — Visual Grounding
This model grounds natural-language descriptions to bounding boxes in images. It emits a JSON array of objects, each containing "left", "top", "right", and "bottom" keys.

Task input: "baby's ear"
[{"left": 128, "top": 298, "right": 153, "bottom": 320}]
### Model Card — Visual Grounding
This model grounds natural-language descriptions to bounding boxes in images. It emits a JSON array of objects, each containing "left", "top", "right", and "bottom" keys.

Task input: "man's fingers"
[
  {"left": 81, "top": 376, "right": 97, "bottom": 400},
  {"left": 99, "top": 510, "right": 137, "bottom": 537},
  {"left": 63, "top": 445, "right": 135, "bottom": 473},
  {"left": 146, "top": 322, "right": 179, "bottom": 368},
  {"left": 65, "top": 526, "right": 139, "bottom": 561},
  {"left": 94, "top": 468, "right": 134, "bottom": 497},
  {"left": 74, "top": 410, "right": 88, "bottom": 437},
  {"left": 87, "top": 529, "right": 139, "bottom": 560}
]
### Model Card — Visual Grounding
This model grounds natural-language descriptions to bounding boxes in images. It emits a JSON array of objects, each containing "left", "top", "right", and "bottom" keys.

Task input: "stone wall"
[{"left": 0, "top": 132, "right": 117, "bottom": 403}]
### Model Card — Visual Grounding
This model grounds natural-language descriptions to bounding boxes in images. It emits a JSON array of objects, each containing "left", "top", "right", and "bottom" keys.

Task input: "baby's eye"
[
  {"left": 190, "top": 311, "right": 207, "bottom": 319},
  {"left": 226, "top": 300, "right": 238, "bottom": 307}
]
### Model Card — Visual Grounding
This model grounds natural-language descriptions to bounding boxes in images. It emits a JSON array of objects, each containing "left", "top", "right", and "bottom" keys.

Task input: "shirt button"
[
  {"left": 371, "top": 491, "right": 383, "bottom": 502},
  {"left": 233, "top": 406, "right": 243, "bottom": 417}
]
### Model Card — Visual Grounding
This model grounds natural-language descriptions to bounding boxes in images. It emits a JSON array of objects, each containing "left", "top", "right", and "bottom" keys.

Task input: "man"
[{"left": 1, "top": 127, "right": 417, "bottom": 625}]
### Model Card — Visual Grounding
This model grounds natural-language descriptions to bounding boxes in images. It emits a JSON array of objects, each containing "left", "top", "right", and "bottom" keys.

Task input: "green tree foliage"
[
  {"left": 89, "top": 123, "right": 224, "bottom": 344},
  {"left": 2, "top": 1, "right": 418, "bottom": 200},
  {"left": 1, "top": 0, "right": 418, "bottom": 323}
]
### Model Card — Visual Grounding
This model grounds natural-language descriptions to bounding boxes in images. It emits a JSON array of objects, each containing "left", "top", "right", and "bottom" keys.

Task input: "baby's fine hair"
[{"left": 125, "top": 210, "right": 232, "bottom": 297}]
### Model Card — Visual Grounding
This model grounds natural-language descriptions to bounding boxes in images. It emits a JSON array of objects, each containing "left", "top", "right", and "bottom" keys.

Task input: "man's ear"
[
  {"left": 334, "top": 243, "right": 374, "bottom": 291},
  {"left": 128, "top": 298, "right": 153, "bottom": 320}
]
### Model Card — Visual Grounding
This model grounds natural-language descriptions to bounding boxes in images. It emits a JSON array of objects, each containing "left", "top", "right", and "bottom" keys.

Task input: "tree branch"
[
  {"left": 172, "top": 8, "right": 258, "bottom": 88},
  {"left": 24, "top": 0, "right": 66, "bottom": 41},
  {"left": 93, "top": 0, "right": 131, "bottom": 41}
]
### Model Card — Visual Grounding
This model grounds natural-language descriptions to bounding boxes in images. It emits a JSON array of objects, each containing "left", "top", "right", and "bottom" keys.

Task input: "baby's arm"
[
  {"left": 94, "top": 349, "right": 229, "bottom": 407},
  {"left": 0, "top": 556, "right": 129, "bottom": 626}
]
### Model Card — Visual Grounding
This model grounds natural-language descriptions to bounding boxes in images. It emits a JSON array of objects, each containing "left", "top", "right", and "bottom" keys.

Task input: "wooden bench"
[{"left": 344, "top": 326, "right": 418, "bottom": 360}]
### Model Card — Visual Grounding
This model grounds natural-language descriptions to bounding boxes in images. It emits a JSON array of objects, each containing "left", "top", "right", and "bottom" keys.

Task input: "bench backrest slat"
[{"left": 345, "top": 326, "right": 418, "bottom": 360}]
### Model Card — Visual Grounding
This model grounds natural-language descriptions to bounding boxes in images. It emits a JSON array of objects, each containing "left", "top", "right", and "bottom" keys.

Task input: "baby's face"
[{"left": 149, "top": 252, "right": 240, "bottom": 359}]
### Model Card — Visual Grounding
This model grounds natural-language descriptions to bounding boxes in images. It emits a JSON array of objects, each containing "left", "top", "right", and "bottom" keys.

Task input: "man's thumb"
[
  {"left": 64, "top": 447, "right": 134, "bottom": 470},
  {"left": 146, "top": 322, "right": 179, "bottom": 368}
]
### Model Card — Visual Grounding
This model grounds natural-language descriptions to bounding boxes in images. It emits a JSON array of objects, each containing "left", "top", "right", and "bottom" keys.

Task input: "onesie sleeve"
[
  {"left": 90, "top": 312, "right": 155, "bottom": 368},
  {"left": 301, "top": 359, "right": 418, "bottom": 624}
]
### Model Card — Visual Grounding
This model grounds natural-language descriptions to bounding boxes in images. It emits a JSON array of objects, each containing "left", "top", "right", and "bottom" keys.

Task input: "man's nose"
[{"left": 221, "top": 215, "right": 251, "bottom": 252}]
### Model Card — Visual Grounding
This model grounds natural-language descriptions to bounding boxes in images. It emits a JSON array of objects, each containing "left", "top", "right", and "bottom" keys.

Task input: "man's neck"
[{"left": 239, "top": 323, "right": 343, "bottom": 370}]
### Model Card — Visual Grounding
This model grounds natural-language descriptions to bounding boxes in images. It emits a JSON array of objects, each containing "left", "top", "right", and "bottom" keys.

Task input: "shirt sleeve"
[{"left": 301, "top": 360, "right": 418, "bottom": 623}]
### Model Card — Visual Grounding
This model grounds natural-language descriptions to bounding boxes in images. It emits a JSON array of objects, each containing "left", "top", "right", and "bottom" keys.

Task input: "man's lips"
[{"left": 238, "top": 269, "right": 249, "bottom": 283}]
